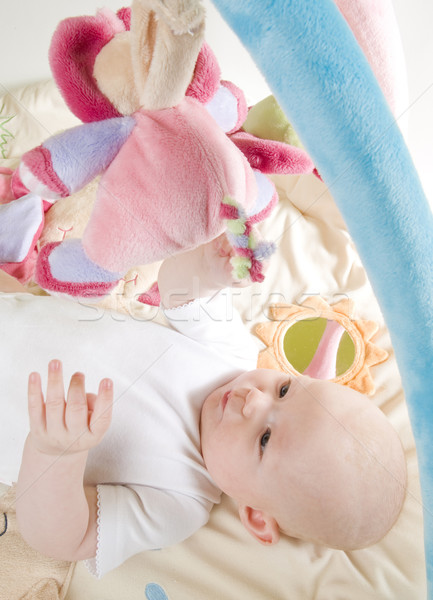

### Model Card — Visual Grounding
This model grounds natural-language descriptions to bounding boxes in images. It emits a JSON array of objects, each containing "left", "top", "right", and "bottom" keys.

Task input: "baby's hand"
[
  {"left": 202, "top": 233, "right": 252, "bottom": 289},
  {"left": 27, "top": 360, "right": 113, "bottom": 456}
]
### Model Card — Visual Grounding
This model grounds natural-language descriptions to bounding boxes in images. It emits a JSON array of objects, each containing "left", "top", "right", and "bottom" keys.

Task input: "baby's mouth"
[{"left": 221, "top": 390, "right": 230, "bottom": 413}]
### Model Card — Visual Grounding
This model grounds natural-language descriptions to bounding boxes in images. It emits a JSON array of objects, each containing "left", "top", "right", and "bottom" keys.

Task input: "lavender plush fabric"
[
  {"left": 211, "top": 0, "right": 433, "bottom": 592},
  {"left": 42, "top": 117, "right": 135, "bottom": 194}
]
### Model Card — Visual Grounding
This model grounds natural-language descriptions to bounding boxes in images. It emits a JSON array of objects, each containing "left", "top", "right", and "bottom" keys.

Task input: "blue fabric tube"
[{"left": 212, "top": 0, "right": 433, "bottom": 592}]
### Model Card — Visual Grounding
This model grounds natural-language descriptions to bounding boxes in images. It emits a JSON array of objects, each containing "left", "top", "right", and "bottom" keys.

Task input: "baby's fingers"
[
  {"left": 65, "top": 372, "right": 88, "bottom": 434},
  {"left": 45, "top": 359, "right": 66, "bottom": 431},
  {"left": 89, "top": 379, "right": 113, "bottom": 440},
  {"left": 27, "top": 372, "right": 45, "bottom": 434}
]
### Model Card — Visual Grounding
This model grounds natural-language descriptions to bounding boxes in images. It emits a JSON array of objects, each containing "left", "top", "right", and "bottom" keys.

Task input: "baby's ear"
[{"left": 238, "top": 505, "right": 280, "bottom": 545}]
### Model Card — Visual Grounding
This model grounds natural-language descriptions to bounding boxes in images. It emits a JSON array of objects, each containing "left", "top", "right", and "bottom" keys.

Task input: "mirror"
[
  {"left": 283, "top": 317, "right": 356, "bottom": 379},
  {"left": 254, "top": 296, "right": 388, "bottom": 395}
]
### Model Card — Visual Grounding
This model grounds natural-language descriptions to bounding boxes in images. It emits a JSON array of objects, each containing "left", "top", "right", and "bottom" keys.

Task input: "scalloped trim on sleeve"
[
  {"left": 162, "top": 296, "right": 207, "bottom": 313},
  {"left": 84, "top": 484, "right": 102, "bottom": 578}
]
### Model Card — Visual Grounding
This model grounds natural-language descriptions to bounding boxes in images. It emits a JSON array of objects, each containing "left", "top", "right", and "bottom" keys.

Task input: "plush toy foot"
[
  {"left": 18, "top": 147, "right": 68, "bottom": 201},
  {"left": 0, "top": 194, "right": 44, "bottom": 262},
  {"left": 0, "top": 167, "right": 15, "bottom": 203},
  {"left": 35, "top": 239, "right": 121, "bottom": 300},
  {"left": 138, "top": 281, "right": 161, "bottom": 306}
]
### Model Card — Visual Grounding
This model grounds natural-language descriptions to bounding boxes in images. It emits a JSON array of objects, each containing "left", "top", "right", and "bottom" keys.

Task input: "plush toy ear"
[
  {"left": 187, "top": 42, "right": 248, "bottom": 133},
  {"left": 49, "top": 8, "right": 126, "bottom": 122},
  {"left": 204, "top": 81, "right": 248, "bottom": 134},
  {"left": 186, "top": 42, "right": 221, "bottom": 104},
  {"left": 130, "top": 0, "right": 205, "bottom": 109},
  {"left": 238, "top": 505, "right": 280, "bottom": 545},
  {"left": 93, "top": 29, "right": 140, "bottom": 116}
]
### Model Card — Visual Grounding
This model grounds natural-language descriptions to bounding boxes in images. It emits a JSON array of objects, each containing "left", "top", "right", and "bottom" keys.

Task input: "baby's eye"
[
  {"left": 260, "top": 428, "right": 271, "bottom": 453},
  {"left": 279, "top": 381, "right": 291, "bottom": 397}
]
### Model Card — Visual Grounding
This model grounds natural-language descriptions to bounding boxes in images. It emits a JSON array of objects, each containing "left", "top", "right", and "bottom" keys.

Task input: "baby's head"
[{"left": 200, "top": 368, "right": 407, "bottom": 550}]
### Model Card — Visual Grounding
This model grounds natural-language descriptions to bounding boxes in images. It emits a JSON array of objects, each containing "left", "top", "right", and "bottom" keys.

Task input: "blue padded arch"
[{"left": 212, "top": 0, "right": 433, "bottom": 592}]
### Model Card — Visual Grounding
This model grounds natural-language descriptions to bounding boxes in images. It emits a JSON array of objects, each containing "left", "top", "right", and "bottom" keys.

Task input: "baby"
[
  {"left": 1, "top": 235, "right": 406, "bottom": 578},
  {"left": 201, "top": 370, "right": 406, "bottom": 549}
]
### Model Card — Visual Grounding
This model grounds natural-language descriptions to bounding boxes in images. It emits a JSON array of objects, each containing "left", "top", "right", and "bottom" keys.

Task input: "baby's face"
[
  {"left": 200, "top": 369, "right": 342, "bottom": 511},
  {"left": 200, "top": 368, "right": 402, "bottom": 545}
]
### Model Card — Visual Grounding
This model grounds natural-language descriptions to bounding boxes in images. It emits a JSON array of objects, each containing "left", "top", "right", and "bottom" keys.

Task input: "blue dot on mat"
[{"left": 145, "top": 582, "right": 169, "bottom": 600}]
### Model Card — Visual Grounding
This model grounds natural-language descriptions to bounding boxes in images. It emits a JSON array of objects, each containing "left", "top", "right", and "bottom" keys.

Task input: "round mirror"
[
  {"left": 254, "top": 296, "right": 389, "bottom": 395},
  {"left": 283, "top": 317, "right": 356, "bottom": 379}
]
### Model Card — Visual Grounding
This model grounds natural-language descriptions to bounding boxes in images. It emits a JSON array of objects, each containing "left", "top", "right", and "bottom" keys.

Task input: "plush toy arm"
[
  {"left": 230, "top": 131, "right": 315, "bottom": 175},
  {"left": 18, "top": 116, "right": 136, "bottom": 200}
]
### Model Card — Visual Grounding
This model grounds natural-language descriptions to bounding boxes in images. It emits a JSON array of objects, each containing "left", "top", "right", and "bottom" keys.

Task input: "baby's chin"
[
  {"left": 204, "top": 377, "right": 231, "bottom": 406},
  {"left": 200, "top": 379, "right": 232, "bottom": 437},
  {"left": 200, "top": 371, "right": 244, "bottom": 429}
]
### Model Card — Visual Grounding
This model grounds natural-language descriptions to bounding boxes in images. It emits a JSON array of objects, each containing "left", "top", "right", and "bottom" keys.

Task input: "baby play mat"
[{"left": 0, "top": 0, "right": 430, "bottom": 598}]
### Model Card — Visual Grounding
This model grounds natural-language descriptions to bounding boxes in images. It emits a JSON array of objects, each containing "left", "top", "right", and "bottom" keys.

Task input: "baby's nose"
[{"left": 242, "top": 388, "right": 269, "bottom": 418}]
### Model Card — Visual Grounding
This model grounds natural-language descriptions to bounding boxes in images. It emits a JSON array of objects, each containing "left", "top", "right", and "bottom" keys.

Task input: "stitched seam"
[{"left": 0, "top": 104, "right": 15, "bottom": 159}]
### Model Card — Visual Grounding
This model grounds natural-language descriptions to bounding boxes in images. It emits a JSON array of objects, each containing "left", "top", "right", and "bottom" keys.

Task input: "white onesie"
[{"left": 0, "top": 290, "right": 258, "bottom": 577}]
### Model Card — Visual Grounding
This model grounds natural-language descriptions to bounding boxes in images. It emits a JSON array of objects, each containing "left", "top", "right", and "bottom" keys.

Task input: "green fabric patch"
[
  {"left": 231, "top": 256, "right": 252, "bottom": 279},
  {"left": 243, "top": 95, "right": 303, "bottom": 148}
]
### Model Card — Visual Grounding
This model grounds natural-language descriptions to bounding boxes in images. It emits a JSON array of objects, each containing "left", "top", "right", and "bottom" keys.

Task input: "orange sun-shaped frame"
[{"left": 254, "top": 296, "right": 388, "bottom": 395}]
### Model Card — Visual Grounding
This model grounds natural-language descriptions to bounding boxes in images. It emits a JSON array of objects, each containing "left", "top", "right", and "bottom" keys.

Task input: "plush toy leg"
[
  {"left": 35, "top": 239, "right": 121, "bottom": 299},
  {"left": 19, "top": 117, "right": 136, "bottom": 200},
  {"left": 138, "top": 281, "right": 161, "bottom": 306},
  {"left": 0, "top": 193, "right": 44, "bottom": 284},
  {"left": 0, "top": 168, "right": 55, "bottom": 217}
]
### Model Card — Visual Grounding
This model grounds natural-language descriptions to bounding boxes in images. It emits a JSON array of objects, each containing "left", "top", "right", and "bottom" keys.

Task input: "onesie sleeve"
[
  {"left": 86, "top": 483, "right": 213, "bottom": 578},
  {"left": 163, "top": 290, "right": 258, "bottom": 370}
]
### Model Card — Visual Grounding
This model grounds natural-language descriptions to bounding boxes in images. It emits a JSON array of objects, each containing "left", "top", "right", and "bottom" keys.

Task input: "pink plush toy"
[{"left": 0, "top": 0, "right": 315, "bottom": 299}]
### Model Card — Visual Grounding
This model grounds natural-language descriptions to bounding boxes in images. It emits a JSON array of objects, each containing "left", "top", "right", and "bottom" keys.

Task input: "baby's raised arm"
[
  {"left": 16, "top": 360, "right": 113, "bottom": 562},
  {"left": 158, "top": 233, "right": 250, "bottom": 309}
]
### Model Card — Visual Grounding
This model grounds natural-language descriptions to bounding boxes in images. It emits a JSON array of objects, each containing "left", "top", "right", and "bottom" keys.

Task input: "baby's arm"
[
  {"left": 16, "top": 360, "right": 113, "bottom": 561},
  {"left": 158, "top": 233, "right": 250, "bottom": 308}
]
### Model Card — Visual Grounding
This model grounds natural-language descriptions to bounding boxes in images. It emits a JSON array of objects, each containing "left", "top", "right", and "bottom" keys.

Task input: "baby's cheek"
[{"left": 202, "top": 429, "right": 227, "bottom": 472}]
